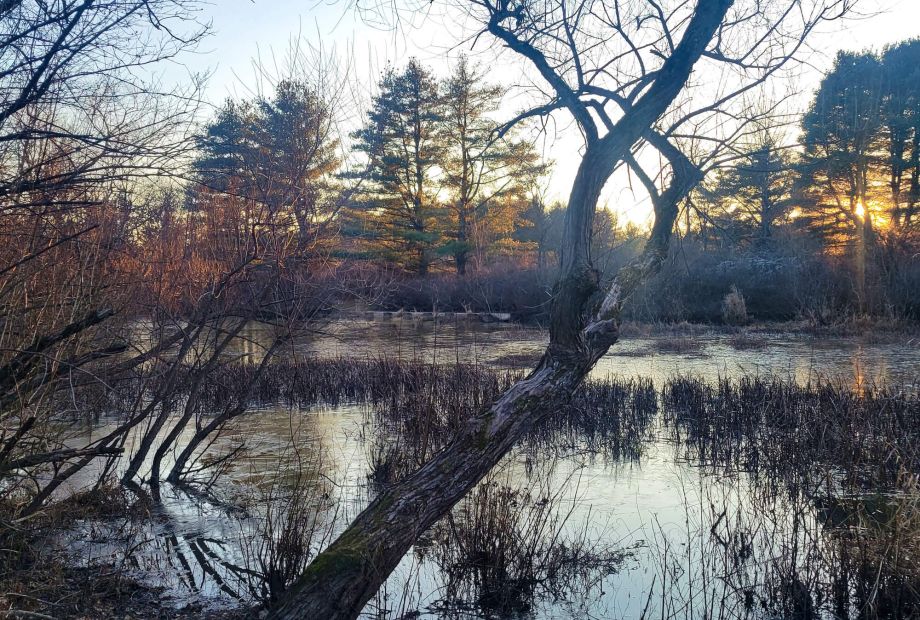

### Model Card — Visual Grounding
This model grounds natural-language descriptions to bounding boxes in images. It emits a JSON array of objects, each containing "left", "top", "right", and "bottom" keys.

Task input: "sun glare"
[{"left": 855, "top": 200, "right": 866, "bottom": 220}]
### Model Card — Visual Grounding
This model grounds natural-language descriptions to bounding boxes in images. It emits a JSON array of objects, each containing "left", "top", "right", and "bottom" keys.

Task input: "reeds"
[
  {"left": 14, "top": 357, "right": 920, "bottom": 618},
  {"left": 649, "top": 374, "right": 920, "bottom": 619},
  {"left": 428, "top": 465, "right": 629, "bottom": 616},
  {"left": 662, "top": 375, "right": 920, "bottom": 489}
]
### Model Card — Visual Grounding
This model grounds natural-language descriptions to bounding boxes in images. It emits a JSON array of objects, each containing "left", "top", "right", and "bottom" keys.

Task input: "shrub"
[{"left": 721, "top": 285, "right": 749, "bottom": 325}]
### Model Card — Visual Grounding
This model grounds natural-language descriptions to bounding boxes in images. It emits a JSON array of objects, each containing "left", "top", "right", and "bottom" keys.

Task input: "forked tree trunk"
[
  {"left": 270, "top": 159, "right": 691, "bottom": 620},
  {"left": 269, "top": 3, "right": 730, "bottom": 617}
]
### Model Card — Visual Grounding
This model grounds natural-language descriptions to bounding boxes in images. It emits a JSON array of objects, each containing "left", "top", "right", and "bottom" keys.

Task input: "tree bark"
[{"left": 456, "top": 206, "right": 469, "bottom": 275}]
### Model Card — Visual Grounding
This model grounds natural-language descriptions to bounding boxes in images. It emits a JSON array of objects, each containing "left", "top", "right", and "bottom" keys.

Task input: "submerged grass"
[
  {"left": 654, "top": 374, "right": 920, "bottom": 619},
  {"left": 428, "top": 464, "right": 631, "bottom": 617}
]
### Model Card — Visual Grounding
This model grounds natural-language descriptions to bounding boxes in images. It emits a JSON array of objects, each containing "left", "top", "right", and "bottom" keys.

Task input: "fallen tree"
[{"left": 270, "top": 0, "right": 856, "bottom": 617}]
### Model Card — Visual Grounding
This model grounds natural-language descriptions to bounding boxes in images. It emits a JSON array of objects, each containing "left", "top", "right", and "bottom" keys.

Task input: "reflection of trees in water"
[
  {"left": 88, "top": 360, "right": 656, "bottom": 614},
  {"left": 99, "top": 440, "right": 338, "bottom": 610}
]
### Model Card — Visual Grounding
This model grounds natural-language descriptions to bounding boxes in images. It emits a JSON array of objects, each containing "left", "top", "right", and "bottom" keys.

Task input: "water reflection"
[
  {"left": 227, "top": 318, "right": 920, "bottom": 389},
  {"left": 55, "top": 321, "right": 920, "bottom": 618}
]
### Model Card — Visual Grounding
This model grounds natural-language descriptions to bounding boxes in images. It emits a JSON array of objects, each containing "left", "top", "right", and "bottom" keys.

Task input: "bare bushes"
[
  {"left": 623, "top": 242, "right": 806, "bottom": 323},
  {"left": 617, "top": 238, "right": 920, "bottom": 325},
  {"left": 243, "top": 459, "right": 336, "bottom": 605},
  {"left": 429, "top": 467, "right": 628, "bottom": 616},
  {"left": 0, "top": 0, "right": 209, "bottom": 519},
  {"left": 352, "top": 235, "right": 920, "bottom": 326}
]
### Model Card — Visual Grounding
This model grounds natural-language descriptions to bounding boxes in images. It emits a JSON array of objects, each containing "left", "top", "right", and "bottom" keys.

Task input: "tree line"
[
  {"left": 182, "top": 38, "right": 920, "bottom": 323},
  {"left": 690, "top": 39, "right": 920, "bottom": 249},
  {"left": 192, "top": 56, "right": 547, "bottom": 278}
]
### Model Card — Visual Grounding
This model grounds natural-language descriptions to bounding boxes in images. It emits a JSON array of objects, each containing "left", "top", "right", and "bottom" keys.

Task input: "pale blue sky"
[{"left": 174, "top": 0, "right": 920, "bottom": 224}]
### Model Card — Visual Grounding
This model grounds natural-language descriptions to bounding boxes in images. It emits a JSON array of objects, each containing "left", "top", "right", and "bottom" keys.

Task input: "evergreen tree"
[
  {"left": 881, "top": 39, "right": 920, "bottom": 231},
  {"left": 193, "top": 100, "right": 257, "bottom": 196},
  {"left": 441, "top": 56, "right": 546, "bottom": 273},
  {"left": 350, "top": 59, "right": 446, "bottom": 274},
  {"left": 252, "top": 80, "right": 341, "bottom": 249},
  {"left": 514, "top": 195, "right": 564, "bottom": 269},
  {"left": 799, "top": 51, "right": 886, "bottom": 245},
  {"left": 710, "top": 137, "right": 797, "bottom": 246},
  {"left": 192, "top": 80, "right": 340, "bottom": 253}
]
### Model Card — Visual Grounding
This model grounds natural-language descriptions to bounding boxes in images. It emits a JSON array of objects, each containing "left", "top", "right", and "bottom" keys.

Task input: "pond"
[
  {"left": 233, "top": 318, "right": 920, "bottom": 388},
  {"left": 62, "top": 319, "right": 920, "bottom": 618}
]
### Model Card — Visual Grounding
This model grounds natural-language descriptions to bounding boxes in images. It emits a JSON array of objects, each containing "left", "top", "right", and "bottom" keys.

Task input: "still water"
[
  {"left": 231, "top": 318, "right": 920, "bottom": 388},
  {"left": 65, "top": 319, "right": 920, "bottom": 618}
]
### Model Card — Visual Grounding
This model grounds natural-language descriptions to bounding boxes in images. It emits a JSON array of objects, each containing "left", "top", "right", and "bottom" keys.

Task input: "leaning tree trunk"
[
  {"left": 269, "top": 2, "right": 729, "bottom": 616},
  {"left": 269, "top": 151, "right": 691, "bottom": 620}
]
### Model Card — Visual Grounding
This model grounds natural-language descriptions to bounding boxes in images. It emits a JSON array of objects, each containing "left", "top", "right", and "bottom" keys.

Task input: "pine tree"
[
  {"left": 709, "top": 137, "right": 797, "bottom": 246},
  {"left": 192, "top": 80, "right": 340, "bottom": 254},
  {"left": 441, "top": 56, "right": 546, "bottom": 273},
  {"left": 799, "top": 51, "right": 886, "bottom": 246},
  {"left": 252, "top": 80, "right": 341, "bottom": 250},
  {"left": 349, "top": 59, "right": 446, "bottom": 274},
  {"left": 881, "top": 39, "right": 920, "bottom": 232}
]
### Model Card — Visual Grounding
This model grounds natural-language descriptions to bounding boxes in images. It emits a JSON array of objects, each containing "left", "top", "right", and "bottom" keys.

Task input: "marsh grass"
[
  {"left": 650, "top": 374, "right": 920, "bottom": 619},
  {"left": 526, "top": 377, "right": 658, "bottom": 461},
  {"left": 360, "top": 366, "right": 659, "bottom": 487},
  {"left": 662, "top": 375, "right": 920, "bottom": 488},
  {"left": 726, "top": 332, "right": 770, "bottom": 350},
  {"left": 428, "top": 465, "right": 630, "bottom": 616},
  {"left": 644, "top": 468, "right": 920, "bottom": 619},
  {"left": 17, "top": 356, "right": 920, "bottom": 618},
  {"left": 647, "top": 336, "right": 708, "bottom": 355}
]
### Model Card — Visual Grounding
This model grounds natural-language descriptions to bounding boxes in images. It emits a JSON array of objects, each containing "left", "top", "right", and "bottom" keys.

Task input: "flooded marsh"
[{"left": 28, "top": 319, "right": 918, "bottom": 619}]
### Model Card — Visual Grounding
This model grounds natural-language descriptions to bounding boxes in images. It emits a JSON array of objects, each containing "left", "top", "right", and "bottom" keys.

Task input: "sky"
[{"left": 173, "top": 0, "right": 920, "bottom": 225}]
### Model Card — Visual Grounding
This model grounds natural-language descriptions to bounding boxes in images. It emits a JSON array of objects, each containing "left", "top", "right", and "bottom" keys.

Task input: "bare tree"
[
  {"left": 268, "top": 1, "right": 855, "bottom": 618},
  {"left": 0, "top": 0, "right": 208, "bottom": 515}
]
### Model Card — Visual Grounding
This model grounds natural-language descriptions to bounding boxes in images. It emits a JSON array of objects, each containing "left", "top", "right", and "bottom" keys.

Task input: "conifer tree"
[
  {"left": 881, "top": 40, "right": 920, "bottom": 231},
  {"left": 350, "top": 59, "right": 446, "bottom": 274},
  {"left": 799, "top": 52, "right": 886, "bottom": 245},
  {"left": 193, "top": 80, "right": 340, "bottom": 253},
  {"left": 709, "top": 137, "right": 797, "bottom": 246},
  {"left": 441, "top": 56, "right": 545, "bottom": 273}
]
